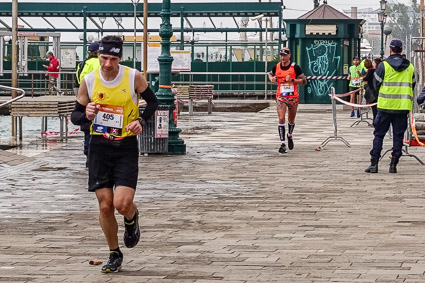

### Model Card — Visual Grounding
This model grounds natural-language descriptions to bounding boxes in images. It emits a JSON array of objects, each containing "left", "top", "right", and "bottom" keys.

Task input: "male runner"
[
  {"left": 268, "top": 47, "right": 307, "bottom": 154},
  {"left": 71, "top": 35, "right": 158, "bottom": 272}
]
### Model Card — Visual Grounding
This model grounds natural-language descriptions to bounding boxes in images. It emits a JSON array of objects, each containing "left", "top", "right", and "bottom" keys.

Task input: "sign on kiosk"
[{"left": 155, "top": 109, "right": 169, "bottom": 138}]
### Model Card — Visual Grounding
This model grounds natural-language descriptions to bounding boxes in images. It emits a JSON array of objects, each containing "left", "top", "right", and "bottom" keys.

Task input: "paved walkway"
[{"left": 2, "top": 104, "right": 425, "bottom": 282}]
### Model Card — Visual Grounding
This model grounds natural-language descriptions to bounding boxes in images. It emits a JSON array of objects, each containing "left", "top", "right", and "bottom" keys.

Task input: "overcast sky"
[
  {"left": 0, "top": 0, "right": 414, "bottom": 17},
  {"left": 0, "top": 0, "right": 414, "bottom": 42}
]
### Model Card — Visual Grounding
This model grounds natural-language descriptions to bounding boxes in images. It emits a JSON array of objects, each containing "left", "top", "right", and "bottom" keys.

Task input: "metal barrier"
[
  {"left": 320, "top": 87, "right": 350, "bottom": 148},
  {"left": 0, "top": 71, "right": 76, "bottom": 97},
  {"left": 138, "top": 105, "right": 169, "bottom": 154},
  {"left": 0, "top": 85, "right": 25, "bottom": 108}
]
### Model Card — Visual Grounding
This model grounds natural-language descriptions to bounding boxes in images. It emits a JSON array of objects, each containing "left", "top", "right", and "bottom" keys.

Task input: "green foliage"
[{"left": 386, "top": 0, "right": 420, "bottom": 43}]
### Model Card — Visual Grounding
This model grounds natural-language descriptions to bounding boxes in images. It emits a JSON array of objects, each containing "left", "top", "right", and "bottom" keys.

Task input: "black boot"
[
  {"left": 365, "top": 157, "right": 379, "bottom": 173},
  {"left": 389, "top": 158, "right": 399, "bottom": 173}
]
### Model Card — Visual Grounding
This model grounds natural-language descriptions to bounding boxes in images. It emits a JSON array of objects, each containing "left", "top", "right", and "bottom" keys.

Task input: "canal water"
[{"left": 0, "top": 115, "right": 77, "bottom": 138}]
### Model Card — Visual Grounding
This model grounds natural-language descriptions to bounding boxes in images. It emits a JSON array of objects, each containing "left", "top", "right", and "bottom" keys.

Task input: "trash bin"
[{"left": 138, "top": 105, "right": 169, "bottom": 154}]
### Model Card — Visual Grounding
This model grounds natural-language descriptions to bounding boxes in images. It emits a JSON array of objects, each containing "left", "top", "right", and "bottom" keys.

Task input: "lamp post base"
[{"left": 168, "top": 141, "right": 186, "bottom": 155}]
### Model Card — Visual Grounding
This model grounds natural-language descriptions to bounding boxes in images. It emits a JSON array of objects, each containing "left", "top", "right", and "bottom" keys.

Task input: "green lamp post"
[
  {"left": 378, "top": 0, "right": 387, "bottom": 58},
  {"left": 157, "top": 0, "right": 186, "bottom": 154}
]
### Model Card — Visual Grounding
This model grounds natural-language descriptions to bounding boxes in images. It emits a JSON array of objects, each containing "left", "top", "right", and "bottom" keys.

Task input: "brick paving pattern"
[{"left": 1, "top": 105, "right": 425, "bottom": 282}]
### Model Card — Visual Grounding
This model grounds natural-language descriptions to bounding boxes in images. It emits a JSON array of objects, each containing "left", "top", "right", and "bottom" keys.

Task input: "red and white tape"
[
  {"left": 307, "top": 76, "right": 348, "bottom": 80},
  {"left": 332, "top": 94, "right": 377, "bottom": 108},
  {"left": 42, "top": 128, "right": 80, "bottom": 136}
]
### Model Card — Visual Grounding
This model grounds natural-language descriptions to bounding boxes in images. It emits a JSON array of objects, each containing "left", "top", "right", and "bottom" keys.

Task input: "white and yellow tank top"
[{"left": 84, "top": 65, "right": 139, "bottom": 138}]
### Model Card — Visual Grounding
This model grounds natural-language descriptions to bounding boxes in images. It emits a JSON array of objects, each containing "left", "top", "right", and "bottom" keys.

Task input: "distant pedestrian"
[
  {"left": 43, "top": 51, "right": 62, "bottom": 95},
  {"left": 70, "top": 35, "right": 158, "bottom": 273},
  {"left": 365, "top": 39, "right": 415, "bottom": 174},
  {"left": 74, "top": 42, "right": 101, "bottom": 167},
  {"left": 347, "top": 56, "right": 365, "bottom": 118},
  {"left": 362, "top": 57, "right": 382, "bottom": 122},
  {"left": 268, "top": 47, "right": 307, "bottom": 154}
]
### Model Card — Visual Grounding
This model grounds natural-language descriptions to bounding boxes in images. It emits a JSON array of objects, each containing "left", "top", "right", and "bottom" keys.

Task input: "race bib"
[
  {"left": 280, "top": 83, "right": 294, "bottom": 97},
  {"left": 93, "top": 105, "right": 124, "bottom": 134},
  {"left": 352, "top": 78, "right": 361, "bottom": 86}
]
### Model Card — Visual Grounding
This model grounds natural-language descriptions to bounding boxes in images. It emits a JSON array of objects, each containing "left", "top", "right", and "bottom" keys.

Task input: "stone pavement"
[{"left": 2, "top": 104, "right": 425, "bottom": 282}]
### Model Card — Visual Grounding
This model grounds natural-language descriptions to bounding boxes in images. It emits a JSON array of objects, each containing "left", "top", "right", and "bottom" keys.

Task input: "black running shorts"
[{"left": 88, "top": 136, "right": 139, "bottom": 192}]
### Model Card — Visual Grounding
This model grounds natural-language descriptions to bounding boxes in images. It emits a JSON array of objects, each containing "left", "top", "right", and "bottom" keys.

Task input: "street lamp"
[
  {"left": 79, "top": 34, "right": 95, "bottom": 61},
  {"left": 384, "top": 27, "right": 392, "bottom": 49},
  {"left": 379, "top": 0, "right": 387, "bottom": 10},
  {"left": 378, "top": 0, "right": 387, "bottom": 58},
  {"left": 157, "top": 0, "right": 186, "bottom": 154},
  {"left": 131, "top": 0, "right": 140, "bottom": 69},
  {"left": 251, "top": 14, "right": 269, "bottom": 100},
  {"left": 99, "top": 17, "right": 106, "bottom": 38},
  {"left": 79, "top": 34, "right": 94, "bottom": 42}
]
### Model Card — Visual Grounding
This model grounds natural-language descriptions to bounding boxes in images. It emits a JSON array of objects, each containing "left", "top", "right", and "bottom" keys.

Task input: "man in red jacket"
[{"left": 43, "top": 51, "right": 63, "bottom": 95}]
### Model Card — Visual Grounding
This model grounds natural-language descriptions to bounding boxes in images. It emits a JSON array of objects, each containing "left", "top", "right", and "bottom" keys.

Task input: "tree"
[{"left": 386, "top": 0, "right": 420, "bottom": 55}]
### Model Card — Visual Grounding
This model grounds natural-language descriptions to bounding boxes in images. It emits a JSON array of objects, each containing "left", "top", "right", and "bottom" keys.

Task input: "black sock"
[
  {"left": 278, "top": 124, "right": 285, "bottom": 142},
  {"left": 288, "top": 123, "right": 295, "bottom": 135},
  {"left": 110, "top": 247, "right": 123, "bottom": 257},
  {"left": 125, "top": 210, "right": 138, "bottom": 223}
]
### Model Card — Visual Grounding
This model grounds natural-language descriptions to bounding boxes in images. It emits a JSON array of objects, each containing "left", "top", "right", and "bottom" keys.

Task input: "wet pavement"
[{"left": 2, "top": 102, "right": 425, "bottom": 282}]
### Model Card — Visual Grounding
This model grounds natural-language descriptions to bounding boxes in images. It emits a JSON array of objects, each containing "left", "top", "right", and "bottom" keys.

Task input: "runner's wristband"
[{"left": 137, "top": 117, "right": 146, "bottom": 126}]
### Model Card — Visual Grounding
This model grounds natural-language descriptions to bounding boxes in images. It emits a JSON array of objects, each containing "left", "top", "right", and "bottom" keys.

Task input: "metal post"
[
  {"left": 264, "top": 18, "right": 268, "bottom": 100},
  {"left": 99, "top": 17, "right": 106, "bottom": 38},
  {"left": 180, "top": 7, "right": 184, "bottom": 51},
  {"left": 157, "top": 0, "right": 186, "bottom": 154},
  {"left": 190, "top": 32, "right": 195, "bottom": 61},
  {"left": 320, "top": 87, "right": 351, "bottom": 148},
  {"left": 225, "top": 32, "right": 228, "bottom": 61},
  {"left": 83, "top": 6, "right": 87, "bottom": 61},
  {"left": 131, "top": 0, "right": 140, "bottom": 69},
  {"left": 278, "top": 7, "right": 282, "bottom": 50},
  {"left": 380, "top": 21, "right": 384, "bottom": 58},
  {"left": 143, "top": 0, "right": 148, "bottom": 79},
  {"left": 11, "top": 0, "right": 18, "bottom": 137}
]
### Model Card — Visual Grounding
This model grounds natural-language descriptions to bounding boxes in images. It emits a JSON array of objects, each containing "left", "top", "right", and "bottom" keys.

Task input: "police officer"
[{"left": 365, "top": 39, "right": 415, "bottom": 174}]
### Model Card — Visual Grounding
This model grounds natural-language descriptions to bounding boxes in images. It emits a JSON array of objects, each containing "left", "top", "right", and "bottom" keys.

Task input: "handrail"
[{"left": 0, "top": 85, "right": 25, "bottom": 108}]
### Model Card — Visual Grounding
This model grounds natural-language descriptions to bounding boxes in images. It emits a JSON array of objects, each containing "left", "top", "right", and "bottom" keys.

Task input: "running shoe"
[
  {"left": 101, "top": 251, "right": 123, "bottom": 273},
  {"left": 350, "top": 110, "right": 355, "bottom": 117},
  {"left": 356, "top": 109, "right": 360, "bottom": 118},
  {"left": 287, "top": 134, "right": 294, "bottom": 150},
  {"left": 278, "top": 144, "right": 287, "bottom": 154},
  {"left": 124, "top": 209, "right": 140, "bottom": 248}
]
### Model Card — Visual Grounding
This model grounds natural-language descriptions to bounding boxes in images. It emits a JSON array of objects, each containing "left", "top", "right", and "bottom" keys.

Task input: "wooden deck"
[
  {"left": 10, "top": 96, "right": 76, "bottom": 142},
  {"left": 10, "top": 96, "right": 75, "bottom": 117}
]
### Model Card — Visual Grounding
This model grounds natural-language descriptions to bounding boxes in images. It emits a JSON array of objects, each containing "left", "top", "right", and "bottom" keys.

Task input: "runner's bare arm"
[
  {"left": 295, "top": 73, "right": 307, "bottom": 85},
  {"left": 268, "top": 72, "right": 276, "bottom": 83},
  {"left": 134, "top": 70, "right": 149, "bottom": 94},
  {"left": 76, "top": 79, "right": 89, "bottom": 106}
]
